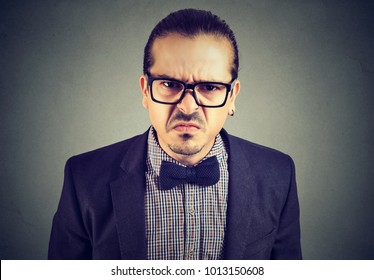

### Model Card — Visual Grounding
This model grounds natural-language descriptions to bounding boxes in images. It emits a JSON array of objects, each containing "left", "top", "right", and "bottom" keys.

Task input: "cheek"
[
  {"left": 205, "top": 109, "right": 229, "bottom": 132},
  {"left": 148, "top": 104, "right": 172, "bottom": 130}
]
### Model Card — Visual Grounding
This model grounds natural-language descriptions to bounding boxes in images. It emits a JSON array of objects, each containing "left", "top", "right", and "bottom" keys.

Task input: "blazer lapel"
[
  {"left": 110, "top": 131, "right": 149, "bottom": 259},
  {"left": 222, "top": 130, "right": 256, "bottom": 259}
]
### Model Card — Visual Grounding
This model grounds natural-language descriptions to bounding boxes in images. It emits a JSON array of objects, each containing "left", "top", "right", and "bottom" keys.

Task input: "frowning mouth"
[
  {"left": 167, "top": 111, "right": 204, "bottom": 133},
  {"left": 173, "top": 122, "right": 200, "bottom": 132}
]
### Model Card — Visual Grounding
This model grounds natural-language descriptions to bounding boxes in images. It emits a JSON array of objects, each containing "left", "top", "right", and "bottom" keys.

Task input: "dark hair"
[{"left": 143, "top": 9, "right": 239, "bottom": 79}]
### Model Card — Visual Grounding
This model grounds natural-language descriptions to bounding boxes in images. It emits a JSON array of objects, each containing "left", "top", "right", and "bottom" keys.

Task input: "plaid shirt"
[{"left": 145, "top": 127, "right": 229, "bottom": 260}]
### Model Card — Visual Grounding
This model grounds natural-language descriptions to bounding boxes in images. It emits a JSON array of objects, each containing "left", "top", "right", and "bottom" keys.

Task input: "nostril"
[{"left": 177, "top": 91, "right": 200, "bottom": 112}]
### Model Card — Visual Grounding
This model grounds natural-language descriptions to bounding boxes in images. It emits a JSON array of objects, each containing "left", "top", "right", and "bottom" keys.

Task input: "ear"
[
  {"left": 139, "top": 75, "right": 149, "bottom": 109},
  {"left": 227, "top": 80, "right": 240, "bottom": 115}
]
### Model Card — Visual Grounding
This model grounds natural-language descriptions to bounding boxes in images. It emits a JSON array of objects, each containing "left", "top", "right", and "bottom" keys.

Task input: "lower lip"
[{"left": 173, "top": 125, "right": 199, "bottom": 133}]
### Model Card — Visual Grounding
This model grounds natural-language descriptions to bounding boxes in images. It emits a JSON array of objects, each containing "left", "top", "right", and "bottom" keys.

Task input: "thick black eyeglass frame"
[{"left": 145, "top": 73, "right": 236, "bottom": 108}]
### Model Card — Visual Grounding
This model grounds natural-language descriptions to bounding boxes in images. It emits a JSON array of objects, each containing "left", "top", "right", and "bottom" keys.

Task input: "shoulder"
[
  {"left": 222, "top": 130, "right": 294, "bottom": 173},
  {"left": 66, "top": 131, "right": 148, "bottom": 176},
  {"left": 224, "top": 130, "right": 291, "bottom": 157}
]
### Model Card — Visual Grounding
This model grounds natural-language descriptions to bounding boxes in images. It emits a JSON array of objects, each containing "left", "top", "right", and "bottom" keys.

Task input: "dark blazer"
[{"left": 48, "top": 129, "right": 302, "bottom": 260}]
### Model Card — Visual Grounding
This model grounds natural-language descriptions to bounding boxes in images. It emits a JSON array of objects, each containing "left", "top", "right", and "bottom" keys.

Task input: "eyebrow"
[
  {"left": 151, "top": 73, "right": 175, "bottom": 80},
  {"left": 149, "top": 73, "right": 222, "bottom": 83}
]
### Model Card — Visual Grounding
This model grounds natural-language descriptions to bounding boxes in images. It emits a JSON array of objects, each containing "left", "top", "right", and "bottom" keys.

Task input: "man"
[{"left": 49, "top": 9, "right": 302, "bottom": 260}]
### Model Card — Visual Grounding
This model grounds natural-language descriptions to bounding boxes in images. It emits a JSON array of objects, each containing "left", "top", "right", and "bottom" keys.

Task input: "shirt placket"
[{"left": 184, "top": 184, "right": 200, "bottom": 259}]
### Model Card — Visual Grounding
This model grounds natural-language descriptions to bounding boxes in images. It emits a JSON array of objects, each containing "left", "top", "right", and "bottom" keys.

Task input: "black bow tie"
[{"left": 159, "top": 156, "right": 220, "bottom": 190}]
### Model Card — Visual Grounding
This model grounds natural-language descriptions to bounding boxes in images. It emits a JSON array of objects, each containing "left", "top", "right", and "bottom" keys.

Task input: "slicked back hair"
[{"left": 143, "top": 9, "right": 239, "bottom": 80}]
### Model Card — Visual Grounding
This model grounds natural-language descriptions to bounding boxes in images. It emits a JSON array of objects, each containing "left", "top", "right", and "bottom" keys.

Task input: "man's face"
[{"left": 140, "top": 33, "right": 240, "bottom": 165}]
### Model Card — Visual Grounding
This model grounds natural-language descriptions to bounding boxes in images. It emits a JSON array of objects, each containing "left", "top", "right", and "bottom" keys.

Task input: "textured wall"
[{"left": 0, "top": 0, "right": 373, "bottom": 259}]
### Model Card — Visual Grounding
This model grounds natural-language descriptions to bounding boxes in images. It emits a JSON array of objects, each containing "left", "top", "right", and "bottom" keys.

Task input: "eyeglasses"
[{"left": 146, "top": 73, "right": 236, "bottom": 108}]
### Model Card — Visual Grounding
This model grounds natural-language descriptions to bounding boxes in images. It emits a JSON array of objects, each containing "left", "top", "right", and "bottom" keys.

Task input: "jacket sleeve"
[
  {"left": 271, "top": 156, "right": 302, "bottom": 259},
  {"left": 48, "top": 158, "right": 92, "bottom": 259}
]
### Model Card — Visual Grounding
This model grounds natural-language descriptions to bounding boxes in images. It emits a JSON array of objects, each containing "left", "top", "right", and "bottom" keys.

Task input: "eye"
[
  {"left": 161, "top": 81, "right": 184, "bottom": 91},
  {"left": 197, "top": 83, "right": 225, "bottom": 93},
  {"left": 204, "top": 84, "right": 217, "bottom": 91},
  {"left": 163, "top": 81, "right": 177, "bottom": 88}
]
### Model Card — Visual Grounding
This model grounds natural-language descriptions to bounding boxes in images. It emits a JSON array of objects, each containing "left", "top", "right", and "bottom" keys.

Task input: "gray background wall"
[{"left": 1, "top": 0, "right": 373, "bottom": 259}]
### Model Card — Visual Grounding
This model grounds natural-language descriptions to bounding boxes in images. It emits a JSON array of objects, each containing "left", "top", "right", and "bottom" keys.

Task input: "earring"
[{"left": 231, "top": 110, "right": 235, "bottom": 116}]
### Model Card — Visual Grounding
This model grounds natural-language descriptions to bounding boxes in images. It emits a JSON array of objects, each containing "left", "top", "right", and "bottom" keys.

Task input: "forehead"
[{"left": 150, "top": 33, "right": 233, "bottom": 81}]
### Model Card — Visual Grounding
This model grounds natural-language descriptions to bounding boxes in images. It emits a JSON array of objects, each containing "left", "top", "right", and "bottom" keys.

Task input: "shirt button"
[
  {"left": 189, "top": 208, "right": 195, "bottom": 215},
  {"left": 188, "top": 249, "right": 194, "bottom": 259}
]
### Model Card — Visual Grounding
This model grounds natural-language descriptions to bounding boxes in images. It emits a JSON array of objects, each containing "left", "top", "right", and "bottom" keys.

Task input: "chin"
[
  {"left": 180, "top": 133, "right": 193, "bottom": 140},
  {"left": 168, "top": 142, "right": 202, "bottom": 156}
]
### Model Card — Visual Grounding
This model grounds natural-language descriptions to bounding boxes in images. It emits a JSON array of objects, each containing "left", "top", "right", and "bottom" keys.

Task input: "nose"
[{"left": 176, "top": 89, "right": 199, "bottom": 114}]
